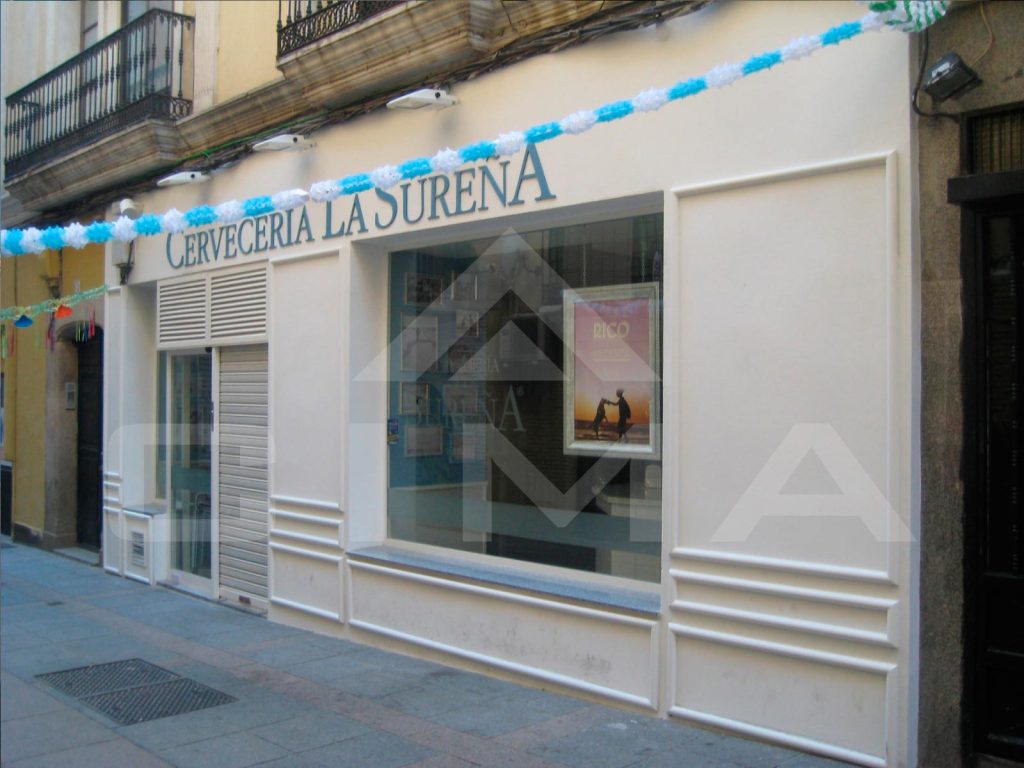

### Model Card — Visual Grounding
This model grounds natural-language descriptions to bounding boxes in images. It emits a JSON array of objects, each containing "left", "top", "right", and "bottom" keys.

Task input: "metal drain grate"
[
  {"left": 37, "top": 659, "right": 178, "bottom": 698},
  {"left": 81, "top": 677, "right": 236, "bottom": 725},
  {"left": 37, "top": 658, "right": 236, "bottom": 725}
]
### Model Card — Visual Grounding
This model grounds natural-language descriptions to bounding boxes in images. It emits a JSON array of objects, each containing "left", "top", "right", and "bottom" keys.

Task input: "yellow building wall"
[
  {"left": 1, "top": 245, "right": 104, "bottom": 537},
  {"left": 8, "top": 254, "right": 49, "bottom": 534},
  {"left": 1, "top": 259, "right": 18, "bottom": 464},
  {"left": 215, "top": 0, "right": 282, "bottom": 104}
]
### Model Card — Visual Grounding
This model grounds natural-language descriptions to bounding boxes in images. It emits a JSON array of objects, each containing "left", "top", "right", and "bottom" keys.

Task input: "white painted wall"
[{"left": 113, "top": 2, "right": 917, "bottom": 764}]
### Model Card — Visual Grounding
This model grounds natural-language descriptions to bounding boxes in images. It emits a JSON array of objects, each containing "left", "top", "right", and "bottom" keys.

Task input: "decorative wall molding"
[{"left": 349, "top": 558, "right": 659, "bottom": 709}]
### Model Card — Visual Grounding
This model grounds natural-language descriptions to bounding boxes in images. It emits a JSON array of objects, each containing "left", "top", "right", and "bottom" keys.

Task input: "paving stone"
[
  {"left": 0, "top": 708, "right": 117, "bottom": 762},
  {"left": 243, "top": 639, "right": 344, "bottom": 668},
  {"left": 426, "top": 685, "right": 586, "bottom": 737},
  {"left": 0, "top": 675, "right": 65, "bottom": 721},
  {"left": 285, "top": 652, "right": 381, "bottom": 682},
  {"left": 157, "top": 731, "right": 289, "bottom": 768},
  {"left": 250, "top": 709, "right": 369, "bottom": 751},
  {"left": 116, "top": 707, "right": 248, "bottom": 751},
  {"left": 529, "top": 718, "right": 701, "bottom": 768},
  {"left": 301, "top": 729, "right": 436, "bottom": 768},
  {"left": 328, "top": 669, "right": 418, "bottom": 699},
  {"left": 5, "top": 736, "right": 174, "bottom": 768},
  {"left": 779, "top": 751, "right": 856, "bottom": 767}
]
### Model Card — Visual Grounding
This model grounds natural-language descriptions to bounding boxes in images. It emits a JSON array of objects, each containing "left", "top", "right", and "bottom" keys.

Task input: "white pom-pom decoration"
[
  {"left": 494, "top": 131, "right": 526, "bottom": 157},
  {"left": 215, "top": 200, "right": 245, "bottom": 223},
  {"left": 271, "top": 189, "right": 310, "bottom": 211},
  {"left": 632, "top": 88, "right": 669, "bottom": 113},
  {"left": 161, "top": 209, "right": 188, "bottom": 234},
  {"left": 63, "top": 223, "right": 90, "bottom": 250},
  {"left": 559, "top": 110, "right": 597, "bottom": 135},
  {"left": 21, "top": 228, "right": 44, "bottom": 253},
  {"left": 430, "top": 148, "right": 463, "bottom": 174},
  {"left": 309, "top": 180, "right": 340, "bottom": 202},
  {"left": 112, "top": 216, "right": 137, "bottom": 242},
  {"left": 781, "top": 35, "right": 822, "bottom": 62},
  {"left": 369, "top": 165, "right": 402, "bottom": 190},
  {"left": 705, "top": 63, "right": 745, "bottom": 88}
]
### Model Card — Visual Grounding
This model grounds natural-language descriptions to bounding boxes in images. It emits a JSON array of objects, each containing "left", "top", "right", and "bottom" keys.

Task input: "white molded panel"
[{"left": 349, "top": 560, "right": 658, "bottom": 708}]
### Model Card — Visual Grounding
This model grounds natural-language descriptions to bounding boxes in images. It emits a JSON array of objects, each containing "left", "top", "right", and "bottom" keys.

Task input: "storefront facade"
[{"left": 101, "top": 4, "right": 919, "bottom": 766}]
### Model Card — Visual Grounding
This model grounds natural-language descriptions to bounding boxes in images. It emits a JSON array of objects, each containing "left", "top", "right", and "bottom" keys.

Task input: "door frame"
[
  {"left": 957, "top": 186, "right": 1024, "bottom": 762},
  {"left": 165, "top": 347, "right": 219, "bottom": 598}
]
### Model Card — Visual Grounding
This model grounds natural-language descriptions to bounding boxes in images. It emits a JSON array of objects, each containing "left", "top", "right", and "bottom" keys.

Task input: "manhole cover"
[
  {"left": 37, "top": 658, "right": 235, "bottom": 725},
  {"left": 81, "top": 677, "right": 236, "bottom": 725},
  {"left": 38, "top": 659, "right": 178, "bottom": 698}
]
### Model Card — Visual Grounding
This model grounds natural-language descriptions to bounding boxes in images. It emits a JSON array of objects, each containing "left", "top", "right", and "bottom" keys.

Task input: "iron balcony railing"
[
  {"left": 4, "top": 9, "right": 194, "bottom": 177},
  {"left": 277, "top": 0, "right": 402, "bottom": 58}
]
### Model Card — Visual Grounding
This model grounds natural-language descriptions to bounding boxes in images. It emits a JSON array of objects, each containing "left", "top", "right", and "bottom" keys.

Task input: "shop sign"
[{"left": 165, "top": 146, "right": 556, "bottom": 270}]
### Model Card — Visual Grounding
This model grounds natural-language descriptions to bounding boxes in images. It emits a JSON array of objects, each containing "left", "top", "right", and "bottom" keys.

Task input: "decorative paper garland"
[
  {"left": 0, "top": 285, "right": 108, "bottom": 326},
  {"left": 0, "top": 1, "right": 947, "bottom": 258}
]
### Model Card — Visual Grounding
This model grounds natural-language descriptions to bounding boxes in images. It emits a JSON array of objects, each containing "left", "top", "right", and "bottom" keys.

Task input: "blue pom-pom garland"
[
  {"left": 399, "top": 158, "right": 433, "bottom": 179},
  {"left": 85, "top": 222, "right": 114, "bottom": 243},
  {"left": 524, "top": 122, "right": 562, "bottom": 144},
  {"left": 0, "top": 3, "right": 948, "bottom": 259}
]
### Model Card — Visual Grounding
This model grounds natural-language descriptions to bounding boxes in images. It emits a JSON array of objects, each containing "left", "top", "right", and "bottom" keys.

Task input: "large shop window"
[{"left": 387, "top": 214, "right": 663, "bottom": 582}]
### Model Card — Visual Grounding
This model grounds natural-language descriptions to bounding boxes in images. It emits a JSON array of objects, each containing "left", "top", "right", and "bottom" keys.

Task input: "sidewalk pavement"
[{"left": 1, "top": 540, "right": 851, "bottom": 768}]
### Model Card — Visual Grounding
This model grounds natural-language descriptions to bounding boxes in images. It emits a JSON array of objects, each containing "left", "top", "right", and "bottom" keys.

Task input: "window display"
[{"left": 387, "top": 213, "right": 663, "bottom": 581}]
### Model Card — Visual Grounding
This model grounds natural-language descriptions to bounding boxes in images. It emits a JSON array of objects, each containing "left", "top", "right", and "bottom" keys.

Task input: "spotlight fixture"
[
  {"left": 386, "top": 88, "right": 458, "bottom": 111},
  {"left": 118, "top": 197, "right": 141, "bottom": 218},
  {"left": 253, "top": 133, "right": 316, "bottom": 152},
  {"left": 156, "top": 170, "right": 210, "bottom": 187},
  {"left": 923, "top": 52, "right": 981, "bottom": 102}
]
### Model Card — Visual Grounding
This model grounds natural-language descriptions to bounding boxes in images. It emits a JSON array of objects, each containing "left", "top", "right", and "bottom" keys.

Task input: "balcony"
[
  {"left": 277, "top": 0, "right": 402, "bottom": 58},
  {"left": 4, "top": 9, "right": 194, "bottom": 178}
]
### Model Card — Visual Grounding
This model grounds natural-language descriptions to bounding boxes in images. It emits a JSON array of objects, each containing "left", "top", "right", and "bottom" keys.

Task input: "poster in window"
[
  {"left": 450, "top": 424, "right": 484, "bottom": 463},
  {"left": 404, "top": 424, "right": 443, "bottom": 457},
  {"left": 400, "top": 313, "right": 439, "bottom": 373},
  {"left": 405, "top": 273, "right": 443, "bottom": 306},
  {"left": 563, "top": 283, "right": 660, "bottom": 458},
  {"left": 399, "top": 382, "right": 430, "bottom": 417}
]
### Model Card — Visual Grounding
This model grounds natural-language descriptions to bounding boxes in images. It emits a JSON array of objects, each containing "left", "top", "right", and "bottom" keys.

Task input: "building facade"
[{"left": 3, "top": 2, "right": 1022, "bottom": 767}]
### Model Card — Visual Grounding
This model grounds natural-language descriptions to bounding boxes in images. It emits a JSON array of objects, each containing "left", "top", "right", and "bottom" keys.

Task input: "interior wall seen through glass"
[{"left": 386, "top": 213, "right": 663, "bottom": 582}]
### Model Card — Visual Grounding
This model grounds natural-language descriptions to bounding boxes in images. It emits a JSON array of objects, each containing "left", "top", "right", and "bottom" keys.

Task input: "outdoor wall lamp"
[
  {"left": 156, "top": 170, "right": 210, "bottom": 187},
  {"left": 253, "top": 133, "right": 316, "bottom": 152},
  {"left": 112, "top": 198, "right": 140, "bottom": 284},
  {"left": 387, "top": 88, "right": 458, "bottom": 111},
  {"left": 923, "top": 52, "right": 981, "bottom": 102}
]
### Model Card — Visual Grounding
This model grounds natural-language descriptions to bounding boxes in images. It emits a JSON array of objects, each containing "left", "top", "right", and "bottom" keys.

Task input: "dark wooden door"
[
  {"left": 967, "top": 202, "right": 1024, "bottom": 762},
  {"left": 76, "top": 333, "right": 103, "bottom": 549}
]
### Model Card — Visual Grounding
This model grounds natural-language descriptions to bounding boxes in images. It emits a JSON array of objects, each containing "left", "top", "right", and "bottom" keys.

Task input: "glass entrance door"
[{"left": 170, "top": 352, "right": 214, "bottom": 592}]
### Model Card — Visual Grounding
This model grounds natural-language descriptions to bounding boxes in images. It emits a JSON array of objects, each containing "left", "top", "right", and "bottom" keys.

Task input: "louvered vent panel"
[
  {"left": 218, "top": 345, "right": 269, "bottom": 602},
  {"left": 158, "top": 280, "right": 209, "bottom": 346},
  {"left": 211, "top": 270, "right": 267, "bottom": 341}
]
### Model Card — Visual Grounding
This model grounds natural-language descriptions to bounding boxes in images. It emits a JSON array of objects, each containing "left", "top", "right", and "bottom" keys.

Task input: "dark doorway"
[
  {"left": 76, "top": 330, "right": 103, "bottom": 550},
  {"left": 964, "top": 199, "right": 1024, "bottom": 763}
]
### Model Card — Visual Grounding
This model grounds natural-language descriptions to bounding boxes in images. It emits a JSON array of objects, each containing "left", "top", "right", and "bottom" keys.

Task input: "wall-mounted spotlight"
[
  {"left": 253, "top": 133, "right": 316, "bottom": 152},
  {"left": 113, "top": 197, "right": 141, "bottom": 284},
  {"left": 387, "top": 88, "right": 458, "bottom": 111},
  {"left": 119, "top": 197, "right": 141, "bottom": 218},
  {"left": 156, "top": 170, "right": 210, "bottom": 187},
  {"left": 923, "top": 52, "right": 981, "bottom": 102}
]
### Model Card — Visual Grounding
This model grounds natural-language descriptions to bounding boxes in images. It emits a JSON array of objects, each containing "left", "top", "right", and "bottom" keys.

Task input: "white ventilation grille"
[
  {"left": 218, "top": 345, "right": 269, "bottom": 602},
  {"left": 130, "top": 531, "right": 146, "bottom": 568},
  {"left": 158, "top": 280, "right": 208, "bottom": 347},
  {"left": 211, "top": 270, "right": 268, "bottom": 341},
  {"left": 157, "top": 267, "right": 267, "bottom": 349}
]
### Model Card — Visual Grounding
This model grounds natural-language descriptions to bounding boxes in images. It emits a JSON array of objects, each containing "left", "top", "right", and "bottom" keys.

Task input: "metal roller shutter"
[{"left": 218, "top": 345, "right": 269, "bottom": 605}]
